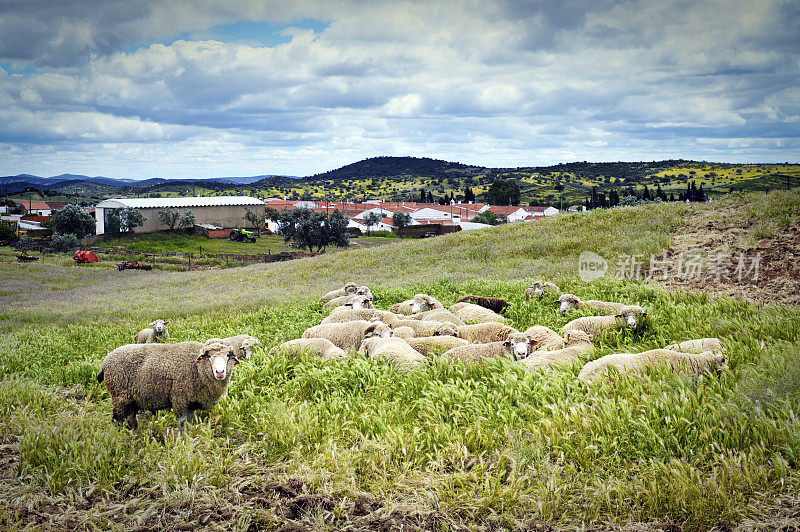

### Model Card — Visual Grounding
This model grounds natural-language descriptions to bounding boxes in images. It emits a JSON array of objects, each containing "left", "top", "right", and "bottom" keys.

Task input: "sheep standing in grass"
[
  {"left": 323, "top": 287, "right": 375, "bottom": 310},
  {"left": 359, "top": 337, "right": 427, "bottom": 368},
  {"left": 555, "top": 294, "right": 627, "bottom": 315},
  {"left": 577, "top": 349, "right": 727, "bottom": 382},
  {"left": 523, "top": 330, "right": 593, "bottom": 371},
  {"left": 453, "top": 296, "right": 510, "bottom": 314},
  {"left": 389, "top": 299, "right": 415, "bottom": 315},
  {"left": 450, "top": 302, "right": 506, "bottom": 324},
  {"left": 133, "top": 320, "right": 170, "bottom": 343},
  {"left": 442, "top": 333, "right": 536, "bottom": 362},
  {"left": 268, "top": 338, "right": 346, "bottom": 360},
  {"left": 523, "top": 325, "right": 566, "bottom": 351},
  {"left": 410, "top": 294, "right": 445, "bottom": 314},
  {"left": 411, "top": 308, "right": 465, "bottom": 326},
  {"left": 457, "top": 322, "right": 518, "bottom": 343},
  {"left": 322, "top": 308, "right": 402, "bottom": 327},
  {"left": 302, "top": 319, "right": 392, "bottom": 351},
  {"left": 320, "top": 282, "right": 358, "bottom": 303},
  {"left": 560, "top": 305, "right": 646, "bottom": 339},
  {"left": 405, "top": 336, "right": 470, "bottom": 356},
  {"left": 221, "top": 334, "right": 260, "bottom": 359},
  {"left": 98, "top": 338, "right": 241, "bottom": 434},
  {"left": 394, "top": 320, "right": 458, "bottom": 337},
  {"left": 524, "top": 281, "right": 560, "bottom": 299},
  {"left": 664, "top": 338, "right": 723, "bottom": 354}
]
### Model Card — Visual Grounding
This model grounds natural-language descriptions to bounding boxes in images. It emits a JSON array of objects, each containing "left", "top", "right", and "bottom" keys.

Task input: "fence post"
[{"left": 188, "top": 252, "right": 192, "bottom": 271}]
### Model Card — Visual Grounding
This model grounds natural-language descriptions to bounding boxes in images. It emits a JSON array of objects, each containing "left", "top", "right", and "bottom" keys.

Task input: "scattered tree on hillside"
[
  {"left": 51, "top": 204, "right": 96, "bottom": 239},
  {"left": 464, "top": 186, "right": 475, "bottom": 202},
  {"left": 244, "top": 208, "right": 265, "bottom": 237},
  {"left": 277, "top": 207, "right": 349, "bottom": 252},
  {"left": 484, "top": 179, "right": 520, "bottom": 205},
  {"left": 363, "top": 212, "right": 381, "bottom": 235}
]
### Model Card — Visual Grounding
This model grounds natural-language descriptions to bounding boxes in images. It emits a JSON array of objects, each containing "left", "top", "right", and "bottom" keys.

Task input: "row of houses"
[{"left": 3, "top": 196, "right": 560, "bottom": 237}]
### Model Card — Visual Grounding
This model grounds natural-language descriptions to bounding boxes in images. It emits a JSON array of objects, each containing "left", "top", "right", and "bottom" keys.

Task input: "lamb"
[
  {"left": 556, "top": 293, "right": 626, "bottom": 316},
  {"left": 524, "top": 281, "right": 560, "bottom": 299},
  {"left": 221, "top": 334, "right": 260, "bottom": 359},
  {"left": 577, "top": 349, "right": 728, "bottom": 382},
  {"left": 449, "top": 302, "right": 506, "bottom": 324},
  {"left": 302, "top": 319, "right": 393, "bottom": 351},
  {"left": 320, "top": 282, "right": 358, "bottom": 303},
  {"left": 359, "top": 337, "right": 427, "bottom": 368},
  {"left": 410, "top": 308, "right": 465, "bottom": 326},
  {"left": 405, "top": 335, "right": 470, "bottom": 356},
  {"left": 322, "top": 286, "right": 375, "bottom": 310},
  {"left": 133, "top": 319, "right": 170, "bottom": 343},
  {"left": 321, "top": 308, "right": 402, "bottom": 327},
  {"left": 410, "top": 293, "right": 445, "bottom": 314},
  {"left": 560, "top": 305, "right": 647, "bottom": 339},
  {"left": 268, "top": 338, "right": 345, "bottom": 360},
  {"left": 453, "top": 295, "right": 511, "bottom": 314},
  {"left": 522, "top": 330, "right": 593, "bottom": 371},
  {"left": 457, "top": 322, "right": 518, "bottom": 344},
  {"left": 97, "top": 338, "right": 240, "bottom": 434},
  {"left": 523, "top": 325, "right": 567, "bottom": 350},
  {"left": 389, "top": 299, "right": 415, "bottom": 315},
  {"left": 441, "top": 332, "right": 536, "bottom": 362},
  {"left": 391, "top": 326, "right": 417, "bottom": 339},
  {"left": 394, "top": 319, "right": 458, "bottom": 337},
  {"left": 664, "top": 338, "right": 723, "bottom": 354}
]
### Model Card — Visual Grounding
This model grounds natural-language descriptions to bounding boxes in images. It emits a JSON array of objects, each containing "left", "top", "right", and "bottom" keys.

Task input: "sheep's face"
[
  {"left": 151, "top": 319, "right": 168, "bottom": 335},
  {"left": 356, "top": 286, "right": 373, "bottom": 300},
  {"left": 529, "top": 282, "right": 545, "bottom": 297},
  {"left": 411, "top": 295, "right": 434, "bottom": 314},
  {"left": 240, "top": 337, "right": 260, "bottom": 359},
  {"left": 712, "top": 353, "right": 728, "bottom": 374},
  {"left": 433, "top": 323, "right": 458, "bottom": 337},
  {"left": 618, "top": 306, "right": 646, "bottom": 330},
  {"left": 344, "top": 283, "right": 358, "bottom": 294},
  {"left": 563, "top": 329, "right": 591, "bottom": 346},
  {"left": 504, "top": 333, "right": 536, "bottom": 360},
  {"left": 346, "top": 295, "right": 372, "bottom": 310},
  {"left": 197, "top": 341, "right": 238, "bottom": 381},
  {"left": 557, "top": 295, "right": 580, "bottom": 315},
  {"left": 364, "top": 322, "right": 392, "bottom": 339}
]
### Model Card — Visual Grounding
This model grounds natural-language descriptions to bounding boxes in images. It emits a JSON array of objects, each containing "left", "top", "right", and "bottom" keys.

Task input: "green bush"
[{"left": 49, "top": 233, "right": 79, "bottom": 252}]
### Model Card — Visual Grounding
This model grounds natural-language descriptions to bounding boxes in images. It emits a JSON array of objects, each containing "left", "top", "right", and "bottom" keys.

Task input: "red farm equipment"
[{"left": 73, "top": 250, "right": 99, "bottom": 264}]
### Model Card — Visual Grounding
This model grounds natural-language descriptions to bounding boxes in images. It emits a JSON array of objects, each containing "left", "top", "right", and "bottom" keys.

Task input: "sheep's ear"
[
  {"left": 164, "top": 321, "right": 169, "bottom": 325},
  {"left": 614, "top": 314, "right": 623, "bottom": 319},
  {"left": 642, "top": 313, "right": 647, "bottom": 318},
  {"left": 196, "top": 351, "right": 208, "bottom": 363}
]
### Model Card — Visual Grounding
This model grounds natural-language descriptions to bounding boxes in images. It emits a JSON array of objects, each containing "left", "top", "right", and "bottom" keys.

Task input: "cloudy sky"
[{"left": 0, "top": 0, "right": 798, "bottom": 179}]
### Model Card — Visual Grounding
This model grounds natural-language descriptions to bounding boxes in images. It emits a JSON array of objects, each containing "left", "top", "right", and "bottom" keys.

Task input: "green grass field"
[{"left": 1, "top": 189, "right": 799, "bottom": 530}]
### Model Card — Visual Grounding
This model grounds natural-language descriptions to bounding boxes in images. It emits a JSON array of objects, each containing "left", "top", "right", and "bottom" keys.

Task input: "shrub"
[{"left": 50, "top": 233, "right": 79, "bottom": 252}]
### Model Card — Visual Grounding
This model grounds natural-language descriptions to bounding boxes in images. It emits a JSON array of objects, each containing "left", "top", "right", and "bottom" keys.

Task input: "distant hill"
[{"left": 306, "top": 156, "right": 487, "bottom": 181}]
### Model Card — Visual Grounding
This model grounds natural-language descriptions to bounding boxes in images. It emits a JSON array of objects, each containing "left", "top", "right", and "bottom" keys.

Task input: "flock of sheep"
[{"left": 97, "top": 280, "right": 727, "bottom": 434}]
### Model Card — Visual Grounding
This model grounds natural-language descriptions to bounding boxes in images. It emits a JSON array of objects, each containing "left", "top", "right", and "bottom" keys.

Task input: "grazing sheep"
[
  {"left": 555, "top": 293, "right": 626, "bottom": 315},
  {"left": 391, "top": 326, "right": 417, "bottom": 339},
  {"left": 97, "top": 339, "right": 240, "bottom": 434},
  {"left": 664, "top": 338, "right": 723, "bottom": 354},
  {"left": 389, "top": 299, "right": 415, "bottom": 315},
  {"left": 450, "top": 302, "right": 506, "bottom": 324},
  {"left": 320, "top": 282, "right": 358, "bottom": 303},
  {"left": 454, "top": 295, "right": 511, "bottom": 314},
  {"left": 523, "top": 330, "right": 593, "bottom": 371},
  {"left": 577, "top": 349, "right": 728, "bottom": 382},
  {"left": 442, "top": 332, "right": 535, "bottom": 362},
  {"left": 322, "top": 308, "right": 402, "bottom": 327},
  {"left": 133, "top": 319, "right": 170, "bottom": 343},
  {"left": 221, "top": 334, "right": 260, "bottom": 359},
  {"left": 560, "top": 305, "right": 647, "bottom": 339},
  {"left": 268, "top": 338, "right": 345, "bottom": 360},
  {"left": 410, "top": 294, "right": 445, "bottom": 314},
  {"left": 523, "top": 325, "right": 566, "bottom": 351},
  {"left": 405, "top": 336, "right": 470, "bottom": 355},
  {"left": 324, "top": 293, "right": 374, "bottom": 311},
  {"left": 524, "top": 281, "right": 560, "bottom": 299},
  {"left": 359, "top": 337, "right": 426, "bottom": 368},
  {"left": 411, "top": 308, "right": 465, "bottom": 326},
  {"left": 302, "top": 319, "right": 392, "bottom": 351},
  {"left": 457, "top": 322, "right": 518, "bottom": 343},
  {"left": 394, "top": 319, "right": 458, "bottom": 337}
]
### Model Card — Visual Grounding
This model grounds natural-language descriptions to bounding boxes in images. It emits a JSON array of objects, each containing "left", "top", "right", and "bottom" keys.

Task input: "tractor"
[{"left": 229, "top": 228, "right": 256, "bottom": 243}]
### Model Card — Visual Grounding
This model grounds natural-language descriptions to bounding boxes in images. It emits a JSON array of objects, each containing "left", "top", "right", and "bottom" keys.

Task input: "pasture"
[{"left": 1, "top": 190, "right": 799, "bottom": 530}]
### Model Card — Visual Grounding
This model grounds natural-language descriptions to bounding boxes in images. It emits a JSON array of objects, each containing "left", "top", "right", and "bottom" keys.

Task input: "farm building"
[{"left": 94, "top": 196, "right": 264, "bottom": 235}]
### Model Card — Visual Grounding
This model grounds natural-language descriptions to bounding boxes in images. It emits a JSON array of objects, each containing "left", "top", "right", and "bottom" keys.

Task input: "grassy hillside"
[{"left": 1, "top": 190, "right": 799, "bottom": 530}]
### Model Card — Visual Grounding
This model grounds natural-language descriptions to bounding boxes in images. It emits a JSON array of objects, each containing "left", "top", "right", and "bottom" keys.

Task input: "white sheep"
[
  {"left": 359, "top": 336, "right": 427, "bottom": 368},
  {"left": 441, "top": 332, "right": 535, "bottom": 362},
  {"left": 664, "top": 338, "right": 723, "bottom": 354},
  {"left": 133, "top": 319, "right": 170, "bottom": 343},
  {"left": 524, "top": 280, "right": 560, "bottom": 299},
  {"left": 449, "top": 302, "right": 506, "bottom": 324},
  {"left": 394, "top": 319, "right": 458, "bottom": 337},
  {"left": 98, "top": 339, "right": 241, "bottom": 434},
  {"left": 456, "top": 322, "right": 518, "bottom": 343},
  {"left": 221, "top": 334, "right": 260, "bottom": 359},
  {"left": 522, "top": 330, "right": 593, "bottom": 371},
  {"left": 522, "top": 325, "right": 566, "bottom": 351},
  {"left": 410, "top": 293, "right": 445, "bottom": 314},
  {"left": 322, "top": 286, "right": 375, "bottom": 310},
  {"left": 302, "top": 319, "right": 392, "bottom": 351},
  {"left": 268, "top": 338, "right": 346, "bottom": 360},
  {"left": 320, "top": 282, "right": 358, "bottom": 303},
  {"left": 405, "top": 335, "right": 470, "bottom": 356},
  {"left": 578, "top": 349, "right": 728, "bottom": 382},
  {"left": 555, "top": 293, "right": 628, "bottom": 315},
  {"left": 391, "top": 326, "right": 417, "bottom": 339},
  {"left": 389, "top": 299, "right": 415, "bottom": 315},
  {"left": 560, "top": 305, "right": 647, "bottom": 339},
  {"left": 410, "top": 308, "right": 465, "bottom": 326},
  {"left": 321, "top": 308, "right": 403, "bottom": 327}
]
